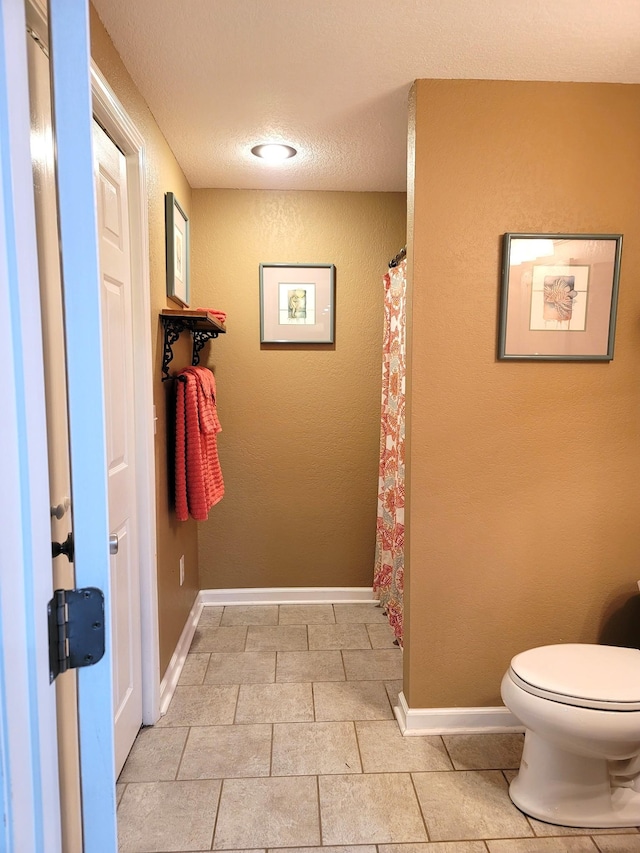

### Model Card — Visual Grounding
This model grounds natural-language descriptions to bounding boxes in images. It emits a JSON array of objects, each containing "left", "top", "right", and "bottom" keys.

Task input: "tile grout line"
[
  {"left": 315, "top": 774, "right": 323, "bottom": 846},
  {"left": 208, "top": 775, "right": 225, "bottom": 851},
  {"left": 352, "top": 719, "right": 364, "bottom": 774},
  {"left": 174, "top": 725, "right": 192, "bottom": 781},
  {"left": 440, "top": 733, "right": 456, "bottom": 770},
  {"left": 269, "top": 722, "right": 274, "bottom": 777},
  {"left": 408, "top": 769, "right": 431, "bottom": 844}
]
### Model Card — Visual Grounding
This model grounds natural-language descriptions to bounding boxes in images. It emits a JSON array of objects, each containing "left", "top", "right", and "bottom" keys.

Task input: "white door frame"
[
  {"left": 0, "top": 0, "right": 62, "bottom": 847},
  {"left": 28, "top": 0, "right": 160, "bottom": 727}
]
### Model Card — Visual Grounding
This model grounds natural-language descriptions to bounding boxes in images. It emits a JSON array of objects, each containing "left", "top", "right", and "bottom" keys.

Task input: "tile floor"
[{"left": 116, "top": 603, "right": 640, "bottom": 853}]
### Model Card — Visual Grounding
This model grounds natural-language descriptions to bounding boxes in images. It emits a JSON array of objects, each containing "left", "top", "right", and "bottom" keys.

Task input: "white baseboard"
[
  {"left": 394, "top": 691, "right": 524, "bottom": 735},
  {"left": 198, "top": 586, "right": 375, "bottom": 605},
  {"left": 158, "top": 595, "right": 204, "bottom": 715}
]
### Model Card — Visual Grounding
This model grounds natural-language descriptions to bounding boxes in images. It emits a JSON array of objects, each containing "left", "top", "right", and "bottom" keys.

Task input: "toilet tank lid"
[{"left": 510, "top": 644, "right": 640, "bottom": 705}]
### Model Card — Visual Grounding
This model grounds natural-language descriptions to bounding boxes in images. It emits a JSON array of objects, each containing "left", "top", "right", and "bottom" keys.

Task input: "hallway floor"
[{"left": 116, "top": 603, "right": 640, "bottom": 853}]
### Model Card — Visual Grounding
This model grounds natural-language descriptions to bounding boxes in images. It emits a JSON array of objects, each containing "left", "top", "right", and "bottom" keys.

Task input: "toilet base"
[{"left": 510, "top": 730, "right": 640, "bottom": 828}]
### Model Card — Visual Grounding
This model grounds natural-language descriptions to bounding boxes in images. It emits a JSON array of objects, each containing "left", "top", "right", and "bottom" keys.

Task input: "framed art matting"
[
  {"left": 260, "top": 263, "right": 335, "bottom": 343},
  {"left": 165, "top": 192, "right": 190, "bottom": 307},
  {"left": 498, "top": 233, "right": 622, "bottom": 361}
]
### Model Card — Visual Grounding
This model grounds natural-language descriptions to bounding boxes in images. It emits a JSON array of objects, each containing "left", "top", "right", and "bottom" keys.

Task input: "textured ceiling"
[{"left": 92, "top": 0, "right": 640, "bottom": 192}]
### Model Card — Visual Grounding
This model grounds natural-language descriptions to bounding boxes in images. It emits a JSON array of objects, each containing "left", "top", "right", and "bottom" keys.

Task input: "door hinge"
[{"left": 47, "top": 587, "right": 105, "bottom": 683}]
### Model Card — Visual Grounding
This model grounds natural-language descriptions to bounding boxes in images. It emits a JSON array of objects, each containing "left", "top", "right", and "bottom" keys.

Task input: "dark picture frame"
[
  {"left": 165, "top": 192, "right": 190, "bottom": 307},
  {"left": 498, "top": 233, "right": 622, "bottom": 361},
  {"left": 259, "top": 263, "right": 336, "bottom": 343}
]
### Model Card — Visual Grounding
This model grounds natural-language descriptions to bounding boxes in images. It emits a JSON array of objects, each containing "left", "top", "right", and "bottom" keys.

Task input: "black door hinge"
[{"left": 47, "top": 587, "right": 106, "bottom": 683}]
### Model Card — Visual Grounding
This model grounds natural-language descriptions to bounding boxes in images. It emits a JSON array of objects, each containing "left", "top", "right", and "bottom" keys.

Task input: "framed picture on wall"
[
  {"left": 259, "top": 263, "right": 336, "bottom": 343},
  {"left": 498, "top": 233, "right": 623, "bottom": 361},
  {"left": 165, "top": 192, "right": 190, "bottom": 307}
]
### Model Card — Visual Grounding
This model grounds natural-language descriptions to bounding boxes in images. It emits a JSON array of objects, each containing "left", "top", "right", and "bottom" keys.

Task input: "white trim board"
[
  {"left": 200, "top": 587, "right": 375, "bottom": 605},
  {"left": 159, "top": 596, "right": 204, "bottom": 715},
  {"left": 394, "top": 692, "right": 524, "bottom": 735}
]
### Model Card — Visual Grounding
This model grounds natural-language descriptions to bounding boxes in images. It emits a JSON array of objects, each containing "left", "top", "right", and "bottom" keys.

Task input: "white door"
[
  {"left": 92, "top": 119, "right": 143, "bottom": 775},
  {"left": 49, "top": 0, "right": 117, "bottom": 853}
]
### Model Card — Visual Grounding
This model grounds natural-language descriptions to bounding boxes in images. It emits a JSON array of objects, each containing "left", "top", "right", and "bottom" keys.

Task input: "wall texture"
[
  {"left": 90, "top": 6, "right": 198, "bottom": 675},
  {"left": 191, "top": 190, "right": 407, "bottom": 589},
  {"left": 405, "top": 80, "right": 640, "bottom": 709}
]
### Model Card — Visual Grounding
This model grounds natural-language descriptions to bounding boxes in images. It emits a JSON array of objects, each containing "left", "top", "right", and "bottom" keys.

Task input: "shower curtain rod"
[{"left": 389, "top": 246, "right": 406, "bottom": 268}]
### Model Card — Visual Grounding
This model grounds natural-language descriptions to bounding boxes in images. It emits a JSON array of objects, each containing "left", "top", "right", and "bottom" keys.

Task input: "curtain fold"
[{"left": 373, "top": 258, "right": 406, "bottom": 645}]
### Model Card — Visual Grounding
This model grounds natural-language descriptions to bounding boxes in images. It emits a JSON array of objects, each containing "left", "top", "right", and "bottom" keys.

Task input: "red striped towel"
[{"left": 175, "top": 366, "right": 224, "bottom": 521}]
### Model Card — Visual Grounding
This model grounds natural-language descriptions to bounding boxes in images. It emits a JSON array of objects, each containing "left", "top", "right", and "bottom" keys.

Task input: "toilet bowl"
[{"left": 501, "top": 643, "right": 640, "bottom": 828}]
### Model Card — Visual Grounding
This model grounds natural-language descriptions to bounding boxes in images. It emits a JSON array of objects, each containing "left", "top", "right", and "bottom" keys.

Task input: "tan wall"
[
  {"left": 191, "top": 189, "right": 407, "bottom": 589},
  {"left": 405, "top": 79, "right": 640, "bottom": 709},
  {"left": 90, "top": 6, "right": 198, "bottom": 675}
]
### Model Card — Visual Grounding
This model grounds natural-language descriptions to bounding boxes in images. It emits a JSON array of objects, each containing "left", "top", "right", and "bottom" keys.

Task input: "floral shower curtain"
[{"left": 373, "top": 258, "right": 406, "bottom": 645}]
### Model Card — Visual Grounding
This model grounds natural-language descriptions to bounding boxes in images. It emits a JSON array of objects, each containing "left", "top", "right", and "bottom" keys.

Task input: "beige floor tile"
[
  {"left": 245, "top": 625, "right": 308, "bottom": 651},
  {"left": 156, "top": 685, "right": 238, "bottom": 727},
  {"left": 221, "top": 605, "right": 279, "bottom": 626},
  {"left": 487, "top": 839, "right": 598, "bottom": 852},
  {"left": 314, "top": 681, "right": 394, "bottom": 721},
  {"left": 178, "top": 724, "right": 271, "bottom": 779},
  {"left": 380, "top": 844, "right": 488, "bottom": 853},
  {"left": 593, "top": 837, "right": 640, "bottom": 851},
  {"left": 356, "top": 721, "right": 452, "bottom": 772},
  {"left": 366, "top": 623, "right": 398, "bottom": 648},
  {"left": 204, "top": 651, "right": 276, "bottom": 684},
  {"left": 443, "top": 733, "right": 524, "bottom": 770},
  {"left": 178, "top": 654, "right": 210, "bottom": 686},
  {"left": 235, "top": 682, "right": 314, "bottom": 723},
  {"left": 319, "top": 773, "right": 427, "bottom": 845},
  {"left": 334, "top": 604, "right": 389, "bottom": 624},
  {"left": 412, "top": 770, "right": 533, "bottom": 841},
  {"left": 116, "top": 783, "right": 126, "bottom": 806},
  {"left": 213, "top": 776, "right": 320, "bottom": 849},
  {"left": 118, "top": 780, "right": 221, "bottom": 852},
  {"left": 308, "top": 624, "right": 372, "bottom": 650},
  {"left": 189, "top": 626, "right": 247, "bottom": 653},
  {"left": 272, "top": 721, "right": 361, "bottom": 775},
  {"left": 197, "top": 606, "right": 224, "bottom": 627},
  {"left": 276, "top": 650, "right": 345, "bottom": 682},
  {"left": 279, "top": 604, "right": 336, "bottom": 624},
  {"left": 119, "top": 727, "right": 189, "bottom": 782},
  {"left": 342, "top": 649, "right": 403, "bottom": 680}
]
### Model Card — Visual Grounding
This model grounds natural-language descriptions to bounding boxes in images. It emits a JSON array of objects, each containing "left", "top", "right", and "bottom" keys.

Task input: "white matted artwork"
[
  {"left": 279, "top": 282, "right": 316, "bottom": 325},
  {"left": 260, "top": 263, "right": 335, "bottom": 343},
  {"left": 529, "top": 264, "right": 589, "bottom": 331}
]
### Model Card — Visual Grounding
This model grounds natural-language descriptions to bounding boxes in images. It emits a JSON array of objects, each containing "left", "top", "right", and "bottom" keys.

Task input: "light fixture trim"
[{"left": 251, "top": 143, "right": 298, "bottom": 162}]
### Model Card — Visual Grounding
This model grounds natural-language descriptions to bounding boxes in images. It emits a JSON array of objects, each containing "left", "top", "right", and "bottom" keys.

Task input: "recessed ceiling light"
[{"left": 251, "top": 143, "right": 297, "bottom": 163}]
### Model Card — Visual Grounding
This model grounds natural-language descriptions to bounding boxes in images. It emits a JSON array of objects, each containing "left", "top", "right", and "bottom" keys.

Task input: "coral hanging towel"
[{"left": 175, "top": 366, "right": 224, "bottom": 521}]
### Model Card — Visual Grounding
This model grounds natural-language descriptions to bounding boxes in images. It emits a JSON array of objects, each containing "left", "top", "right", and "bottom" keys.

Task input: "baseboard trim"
[
  {"left": 198, "top": 586, "right": 375, "bottom": 605},
  {"left": 394, "top": 691, "right": 524, "bottom": 735},
  {"left": 158, "top": 594, "right": 203, "bottom": 716}
]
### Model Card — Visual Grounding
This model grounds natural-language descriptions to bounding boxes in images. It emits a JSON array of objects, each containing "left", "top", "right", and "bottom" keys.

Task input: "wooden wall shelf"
[{"left": 160, "top": 309, "right": 226, "bottom": 380}]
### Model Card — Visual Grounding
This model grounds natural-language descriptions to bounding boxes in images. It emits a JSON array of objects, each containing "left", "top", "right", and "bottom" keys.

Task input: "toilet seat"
[{"left": 509, "top": 644, "right": 640, "bottom": 711}]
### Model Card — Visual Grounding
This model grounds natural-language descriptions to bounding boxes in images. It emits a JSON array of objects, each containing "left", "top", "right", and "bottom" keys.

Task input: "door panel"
[{"left": 93, "top": 119, "right": 142, "bottom": 775}]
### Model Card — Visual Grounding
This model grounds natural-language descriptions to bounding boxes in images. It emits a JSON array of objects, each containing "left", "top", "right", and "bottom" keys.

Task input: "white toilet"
[{"left": 501, "top": 643, "right": 640, "bottom": 828}]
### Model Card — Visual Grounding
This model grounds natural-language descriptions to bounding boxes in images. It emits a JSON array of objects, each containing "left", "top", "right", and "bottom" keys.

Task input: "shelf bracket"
[
  {"left": 192, "top": 329, "right": 219, "bottom": 366},
  {"left": 160, "top": 315, "right": 222, "bottom": 380}
]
